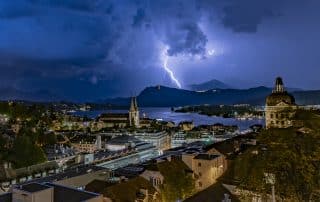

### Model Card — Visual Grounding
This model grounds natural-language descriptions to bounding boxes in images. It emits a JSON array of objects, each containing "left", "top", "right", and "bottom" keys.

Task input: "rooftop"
[
  {"left": 99, "top": 113, "right": 129, "bottom": 118},
  {"left": 0, "top": 161, "right": 59, "bottom": 182},
  {"left": 46, "top": 183, "right": 101, "bottom": 202},
  {"left": 194, "top": 154, "right": 220, "bottom": 160},
  {"left": 266, "top": 91, "right": 296, "bottom": 106},
  {"left": 106, "top": 135, "right": 141, "bottom": 145},
  {"left": 185, "top": 182, "right": 239, "bottom": 202},
  {"left": 19, "top": 165, "right": 107, "bottom": 185},
  {"left": 0, "top": 193, "right": 12, "bottom": 202},
  {"left": 89, "top": 176, "right": 156, "bottom": 202},
  {"left": 17, "top": 183, "right": 51, "bottom": 193}
]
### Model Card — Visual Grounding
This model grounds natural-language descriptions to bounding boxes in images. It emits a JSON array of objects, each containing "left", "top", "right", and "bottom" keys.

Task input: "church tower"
[
  {"left": 129, "top": 97, "right": 140, "bottom": 127},
  {"left": 273, "top": 77, "right": 285, "bottom": 93}
]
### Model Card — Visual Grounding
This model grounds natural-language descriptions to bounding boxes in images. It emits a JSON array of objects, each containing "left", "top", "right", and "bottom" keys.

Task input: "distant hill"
[
  {"left": 188, "top": 79, "right": 232, "bottom": 91},
  {"left": 104, "top": 86, "right": 320, "bottom": 107},
  {"left": 104, "top": 86, "right": 271, "bottom": 107},
  {"left": 137, "top": 85, "right": 271, "bottom": 106}
]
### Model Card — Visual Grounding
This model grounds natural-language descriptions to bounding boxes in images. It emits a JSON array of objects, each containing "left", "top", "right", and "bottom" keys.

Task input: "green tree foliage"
[
  {"left": 158, "top": 160, "right": 195, "bottom": 202},
  {"left": 231, "top": 110, "right": 320, "bottom": 201},
  {"left": 38, "top": 132, "right": 57, "bottom": 146},
  {"left": 176, "top": 105, "right": 263, "bottom": 118},
  {"left": 0, "top": 102, "right": 59, "bottom": 167},
  {"left": 9, "top": 135, "right": 46, "bottom": 168},
  {"left": 0, "top": 134, "right": 8, "bottom": 162}
]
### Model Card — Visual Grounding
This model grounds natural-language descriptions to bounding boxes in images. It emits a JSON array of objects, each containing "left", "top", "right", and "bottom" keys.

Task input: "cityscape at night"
[{"left": 0, "top": 0, "right": 320, "bottom": 202}]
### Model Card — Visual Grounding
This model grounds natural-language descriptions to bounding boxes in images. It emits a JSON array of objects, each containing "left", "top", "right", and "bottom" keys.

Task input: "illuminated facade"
[
  {"left": 97, "top": 97, "right": 140, "bottom": 128},
  {"left": 182, "top": 152, "right": 227, "bottom": 190},
  {"left": 129, "top": 97, "right": 140, "bottom": 127},
  {"left": 265, "top": 77, "right": 297, "bottom": 129}
]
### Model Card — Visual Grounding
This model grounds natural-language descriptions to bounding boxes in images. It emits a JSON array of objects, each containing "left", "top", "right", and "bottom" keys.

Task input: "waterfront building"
[
  {"left": 97, "top": 97, "right": 140, "bottom": 128},
  {"left": 178, "top": 121, "right": 194, "bottom": 131},
  {"left": 265, "top": 77, "right": 297, "bottom": 129},
  {"left": 139, "top": 118, "right": 153, "bottom": 128}
]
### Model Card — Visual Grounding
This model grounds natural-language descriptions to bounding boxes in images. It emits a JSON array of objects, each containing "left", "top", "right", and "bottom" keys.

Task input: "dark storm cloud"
[
  {"left": 132, "top": 8, "right": 148, "bottom": 28},
  {"left": 0, "top": 0, "right": 318, "bottom": 100},
  {"left": 219, "top": 0, "right": 292, "bottom": 33},
  {"left": 166, "top": 23, "right": 208, "bottom": 56}
]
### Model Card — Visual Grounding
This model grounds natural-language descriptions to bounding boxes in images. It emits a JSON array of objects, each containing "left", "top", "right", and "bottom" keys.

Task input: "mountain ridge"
[
  {"left": 188, "top": 79, "right": 233, "bottom": 91},
  {"left": 1, "top": 85, "right": 320, "bottom": 106},
  {"left": 103, "top": 85, "right": 320, "bottom": 107}
]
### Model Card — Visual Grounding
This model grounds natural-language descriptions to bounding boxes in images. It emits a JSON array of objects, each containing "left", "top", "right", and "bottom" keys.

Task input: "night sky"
[{"left": 0, "top": 0, "right": 319, "bottom": 101}]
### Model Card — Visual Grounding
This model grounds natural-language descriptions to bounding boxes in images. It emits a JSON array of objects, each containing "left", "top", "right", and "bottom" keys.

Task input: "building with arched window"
[{"left": 265, "top": 77, "right": 297, "bottom": 129}]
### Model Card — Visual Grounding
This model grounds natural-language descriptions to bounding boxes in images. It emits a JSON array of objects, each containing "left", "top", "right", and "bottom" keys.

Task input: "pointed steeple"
[
  {"left": 134, "top": 96, "right": 138, "bottom": 110},
  {"left": 130, "top": 97, "right": 135, "bottom": 111}
]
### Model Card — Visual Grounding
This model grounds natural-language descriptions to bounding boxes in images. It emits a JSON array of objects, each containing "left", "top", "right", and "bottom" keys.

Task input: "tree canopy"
[{"left": 229, "top": 110, "right": 320, "bottom": 201}]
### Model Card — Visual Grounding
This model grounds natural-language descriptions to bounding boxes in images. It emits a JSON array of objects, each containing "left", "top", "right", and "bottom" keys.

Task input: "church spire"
[
  {"left": 134, "top": 96, "right": 138, "bottom": 110},
  {"left": 129, "top": 96, "right": 140, "bottom": 127},
  {"left": 130, "top": 97, "right": 135, "bottom": 111}
]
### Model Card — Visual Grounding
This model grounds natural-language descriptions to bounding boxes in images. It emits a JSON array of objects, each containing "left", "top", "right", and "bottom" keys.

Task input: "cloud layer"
[{"left": 0, "top": 0, "right": 318, "bottom": 101}]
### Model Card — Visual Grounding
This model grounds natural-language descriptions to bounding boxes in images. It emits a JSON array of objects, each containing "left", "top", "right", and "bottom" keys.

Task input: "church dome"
[
  {"left": 266, "top": 77, "right": 296, "bottom": 106},
  {"left": 266, "top": 92, "right": 295, "bottom": 106}
]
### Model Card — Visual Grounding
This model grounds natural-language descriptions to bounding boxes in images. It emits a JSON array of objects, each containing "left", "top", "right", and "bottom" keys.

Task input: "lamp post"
[{"left": 264, "top": 172, "right": 276, "bottom": 202}]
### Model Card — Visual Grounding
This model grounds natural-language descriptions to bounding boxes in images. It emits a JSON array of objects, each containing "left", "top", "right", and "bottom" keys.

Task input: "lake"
[{"left": 73, "top": 107, "right": 265, "bottom": 131}]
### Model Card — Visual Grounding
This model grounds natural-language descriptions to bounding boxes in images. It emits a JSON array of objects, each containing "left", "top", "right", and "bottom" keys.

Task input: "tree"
[
  {"left": 38, "top": 132, "right": 57, "bottom": 146},
  {"left": 0, "top": 134, "right": 8, "bottom": 162},
  {"left": 158, "top": 160, "right": 195, "bottom": 202},
  {"left": 10, "top": 135, "right": 46, "bottom": 168},
  {"left": 231, "top": 110, "right": 320, "bottom": 201}
]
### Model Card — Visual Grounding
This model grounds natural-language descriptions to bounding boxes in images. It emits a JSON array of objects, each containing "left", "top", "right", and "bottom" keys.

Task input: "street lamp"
[{"left": 264, "top": 172, "right": 276, "bottom": 202}]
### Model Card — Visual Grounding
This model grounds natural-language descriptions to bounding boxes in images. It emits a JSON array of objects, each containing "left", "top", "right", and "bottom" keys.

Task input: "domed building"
[{"left": 265, "top": 77, "right": 297, "bottom": 129}]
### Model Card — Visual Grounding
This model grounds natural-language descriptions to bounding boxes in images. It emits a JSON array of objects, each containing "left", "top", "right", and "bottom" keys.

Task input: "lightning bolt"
[{"left": 162, "top": 48, "right": 182, "bottom": 88}]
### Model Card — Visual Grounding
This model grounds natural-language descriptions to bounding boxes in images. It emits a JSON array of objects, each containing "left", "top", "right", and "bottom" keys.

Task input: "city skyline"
[{"left": 0, "top": 0, "right": 319, "bottom": 101}]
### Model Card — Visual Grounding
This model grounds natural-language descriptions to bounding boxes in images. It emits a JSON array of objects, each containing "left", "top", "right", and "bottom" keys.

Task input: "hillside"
[
  {"left": 223, "top": 110, "right": 320, "bottom": 201},
  {"left": 103, "top": 86, "right": 320, "bottom": 107},
  {"left": 136, "top": 85, "right": 271, "bottom": 107}
]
